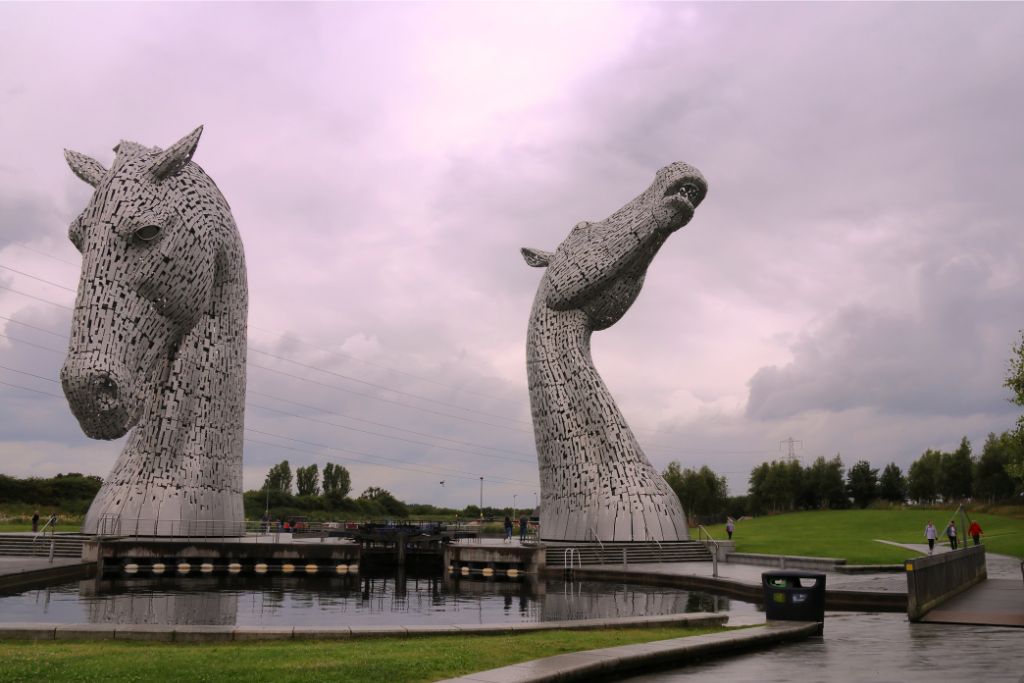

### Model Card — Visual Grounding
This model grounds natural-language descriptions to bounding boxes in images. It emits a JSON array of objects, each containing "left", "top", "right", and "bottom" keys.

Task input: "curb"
[
  {"left": 565, "top": 567, "right": 907, "bottom": 612},
  {"left": 435, "top": 621, "right": 820, "bottom": 683},
  {"left": 0, "top": 562, "right": 96, "bottom": 593},
  {"left": 0, "top": 612, "right": 727, "bottom": 642}
]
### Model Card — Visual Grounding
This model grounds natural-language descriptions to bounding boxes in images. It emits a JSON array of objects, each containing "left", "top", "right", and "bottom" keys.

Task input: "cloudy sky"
[{"left": 2, "top": 2, "right": 1023, "bottom": 511}]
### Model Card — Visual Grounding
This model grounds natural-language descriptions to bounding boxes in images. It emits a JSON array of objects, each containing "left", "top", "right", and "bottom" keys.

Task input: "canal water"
[
  {"left": 623, "top": 611, "right": 1024, "bottom": 683},
  {"left": 0, "top": 572, "right": 758, "bottom": 627}
]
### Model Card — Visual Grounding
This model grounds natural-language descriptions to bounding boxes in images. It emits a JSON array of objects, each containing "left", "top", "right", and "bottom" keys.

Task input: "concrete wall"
[
  {"left": 726, "top": 553, "right": 846, "bottom": 571},
  {"left": 906, "top": 545, "right": 986, "bottom": 621},
  {"left": 444, "top": 544, "right": 545, "bottom": 575}
]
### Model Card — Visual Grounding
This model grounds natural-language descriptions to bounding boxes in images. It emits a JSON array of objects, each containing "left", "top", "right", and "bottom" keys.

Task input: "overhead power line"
[
  {"left": 249, "top": 346, "right": 528, "bottom": 425},
  {"left": 2, "top": 257, "right": 524, "bottom": 406},
  {"left": 0, "top": 266, "right": 531, "bottom": 428},
  {"left": 247, "top": 400, "right": 535, "bottom": 464}
]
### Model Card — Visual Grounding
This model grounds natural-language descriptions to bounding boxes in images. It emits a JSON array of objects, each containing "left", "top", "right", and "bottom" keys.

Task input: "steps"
[
  {"left": 0, "top": 533, "right": 86, "bottom": 558},
  {"left": 544, "top": 540, "right": 713, "bottom": 568}
]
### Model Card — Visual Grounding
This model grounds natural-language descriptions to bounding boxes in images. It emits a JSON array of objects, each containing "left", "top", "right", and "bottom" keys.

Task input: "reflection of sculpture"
[
  {"left": 62, "top": 127, "right": 247, "bottom": 536},
  {"left": 522, "top": 163, "right": 707, "bottom": 542},
  {"left": 82, "top": 578, "right": 238, "bottom": 625}
]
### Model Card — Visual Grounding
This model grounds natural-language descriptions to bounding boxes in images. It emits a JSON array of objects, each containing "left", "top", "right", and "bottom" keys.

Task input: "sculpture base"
[
  {"left": 539, "top": 502, "right": 689, "bottom": 543},
  {"left": 82, "top": 484, "right": 245, "bottom": 537}
]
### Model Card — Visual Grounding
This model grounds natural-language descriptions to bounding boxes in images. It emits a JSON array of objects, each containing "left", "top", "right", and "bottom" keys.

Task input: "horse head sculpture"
[
  {"left": 63, "top": 126, "right": 248, "bottom": 536},
  {"left": 521, "top": 162, "right": 707, "bottom": 542}
]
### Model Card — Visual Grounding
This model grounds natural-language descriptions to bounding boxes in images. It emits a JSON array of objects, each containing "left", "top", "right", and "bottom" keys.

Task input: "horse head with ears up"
[{"left": 62, "top": 126, "right": 248, "bottom": 536}]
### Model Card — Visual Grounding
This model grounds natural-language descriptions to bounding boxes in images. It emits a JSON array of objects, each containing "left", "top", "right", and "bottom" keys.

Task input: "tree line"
[
  {"left": 661, "top": 428, "right": 1022, "bottom": 521},
  {"left": 246, "top": 460, "right": 526, "bottom": 521},
  {"left": 0, "top": 473, "right": 103, "bottom": 513}
]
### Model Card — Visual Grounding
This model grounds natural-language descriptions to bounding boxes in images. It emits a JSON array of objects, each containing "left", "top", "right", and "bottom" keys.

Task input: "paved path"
[
  {"left": 921, "top": 578, "right": 1024, "bottom": 627},
  {"left": 436, "top": 621, "right": 820, "bottom": 683}
]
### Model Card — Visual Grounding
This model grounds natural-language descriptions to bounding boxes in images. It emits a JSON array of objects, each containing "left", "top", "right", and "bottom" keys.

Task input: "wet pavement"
[
  {"left": 623, "top": 611, "right": 1024, "bottom": 682},
  {"left": 612, "top": 545, "right": 1024, "bottom": 683}
]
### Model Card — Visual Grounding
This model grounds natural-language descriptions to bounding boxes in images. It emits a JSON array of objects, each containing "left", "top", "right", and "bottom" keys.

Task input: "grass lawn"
[
  {"left": 703, "top": 508, "right": 1024, "bottom": 563},
  {"left": 0, "top": 626, "right": 729, "bottom": 683}
]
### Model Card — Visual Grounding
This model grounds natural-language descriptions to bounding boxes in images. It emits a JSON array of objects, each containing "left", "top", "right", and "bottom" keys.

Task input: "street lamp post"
[
  {"left": 513, "top": 494, "right": 517, "bottom": 520},
  {"left": 479, "top": 477, "right": 483, "bottom": 519}
]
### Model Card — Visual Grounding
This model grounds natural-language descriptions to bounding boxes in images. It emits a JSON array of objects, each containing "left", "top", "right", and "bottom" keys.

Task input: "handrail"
[
  {"left": 563, "top": 547, "right": 581, "bottom": 574},
  {"left": 651, "top": 537, "right": 663, "bottom": 564},
  {"left": 696, "top": 525, "right": 720, "bottom": 578},
  {"left": 31, "top": 516, "right": 58, "bottom": 563},
  {"left": 588, "top": 526, "right": 606, "bottom": 563}
]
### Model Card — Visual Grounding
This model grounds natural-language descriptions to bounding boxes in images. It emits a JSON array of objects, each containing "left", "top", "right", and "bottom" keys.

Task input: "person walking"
[
  {"left": 945, "top": 521, "right": 958, "bottom": 550},
  {"left": 925, "top": 521, "right": 937, "bottom": 554},
  {"left": 503, "top": 516, "right": 513, "bottom": 543},
  {"left": 31, "top": 511, "right": 39, "bottom": 533},
  {"left": 519, "top": 514, "right": 529, "bottom": 542},
  {"left": 968, "top": 520, "right": 983, "bottom": 546},
  {"left": 725, "top": 518, "right": 735, "bottom": 540}
]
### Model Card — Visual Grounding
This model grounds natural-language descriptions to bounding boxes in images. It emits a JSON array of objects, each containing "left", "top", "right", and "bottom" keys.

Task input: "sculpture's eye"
[{"left": 133, "top": 225, "right": 161, "bottom": 242}]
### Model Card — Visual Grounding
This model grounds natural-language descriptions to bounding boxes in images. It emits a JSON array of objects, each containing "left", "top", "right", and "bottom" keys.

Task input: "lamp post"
[
  {"left": 479, "top": 477, "right": 484, "bottom": 519},
  {"left": 513, "top": 494, "right": 517, "bottom": 520}
]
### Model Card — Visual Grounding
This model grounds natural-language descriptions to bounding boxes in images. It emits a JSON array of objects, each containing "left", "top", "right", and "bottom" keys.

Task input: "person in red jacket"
[{"left": 968, "top": 520, "right": 983, "bottom": 546}]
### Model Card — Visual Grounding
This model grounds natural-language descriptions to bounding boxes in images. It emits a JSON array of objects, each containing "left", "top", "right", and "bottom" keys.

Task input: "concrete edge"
[
  {"left": 834, "top": 564, "right": 906, "bottom": 574},
  {"left": 726, "top": 553, "right": 846, "bottom": 570},
  {"left": 567, "top": 567, "right": 907, "bottom": 613},
  {"left": 0, "top": 613, "right": 728, "bottom": 642},
  {"left": 434, "top": 621, "right": 820, "bottom": 683},
  {"left": 0, "top": 562, "right": 97, "bottom": 593}
]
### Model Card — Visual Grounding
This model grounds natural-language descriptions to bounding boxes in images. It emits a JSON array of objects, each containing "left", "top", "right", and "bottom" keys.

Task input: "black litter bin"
[{"left": 762, "top": 570, "right": 826, "bottom": 634}]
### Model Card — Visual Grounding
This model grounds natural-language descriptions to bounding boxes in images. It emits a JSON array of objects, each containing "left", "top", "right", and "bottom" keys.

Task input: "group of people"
[
  {"left": 503, "top": 515, "right": 531, "bottom": 542},
  {"left": 924, "top": 519, "right": 984, "bottom": 554}
]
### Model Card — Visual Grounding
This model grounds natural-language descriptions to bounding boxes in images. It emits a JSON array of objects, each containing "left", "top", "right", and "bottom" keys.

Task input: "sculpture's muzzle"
[{"left": 60, "top": 362, "right": 135, "bottom": 440}]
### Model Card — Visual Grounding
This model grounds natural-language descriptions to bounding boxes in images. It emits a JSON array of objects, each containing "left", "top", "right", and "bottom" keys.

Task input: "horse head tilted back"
[
  {"left": 62, "top": 127, "right": 247, "bottom": 536},
  {"left": 62, "top": 126, "right": 240, "bottom": 438},
  {"left": 520, "top": 162, "right": 707, "bottom": 543},
  {"left": 521, "top": 161, "right": 706, "bottom": 330}
]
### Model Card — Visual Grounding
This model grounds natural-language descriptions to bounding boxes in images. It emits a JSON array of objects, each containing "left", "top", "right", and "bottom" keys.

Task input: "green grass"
[
  {"left": 0, "top": 626, "right": 729, "bottom": 683},
  {"left": 703, "top": 508, "right": 1024, "bottom": 563}
]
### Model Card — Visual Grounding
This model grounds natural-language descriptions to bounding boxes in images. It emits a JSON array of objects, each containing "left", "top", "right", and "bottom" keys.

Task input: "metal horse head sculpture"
[
  {"left": 521, "top": 162, "right": 707, "bottom": 542},
  {"left": 62, "top": 126, "right": 248, "bottom": 536}
]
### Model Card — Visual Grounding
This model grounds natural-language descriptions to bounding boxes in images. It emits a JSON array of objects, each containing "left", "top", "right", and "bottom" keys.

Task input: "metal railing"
[
  {"left": 587, "top": 526, "right": 607, "bottom": 563},
  {"left": 563, "top": 547, "right": 581, "bottom": 574},
  {"left": 31, "top": 516, "right": 58, "bottom": 563},
  {"left": 93, "top": 515, "right": 252, "bottom": 539},
  {"left": 696, "top": 525, "right": 720, "bottom": 578},
  {"left": 651, "top": 537, "right": 663, "bottom": 564}
]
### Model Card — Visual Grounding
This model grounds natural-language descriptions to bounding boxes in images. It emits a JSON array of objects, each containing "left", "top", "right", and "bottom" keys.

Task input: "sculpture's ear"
[
  {"left": 521, "top": 247, "right": 553, "bottom": 268},
  {"left": 150, "top": 125, "right": 203, "bottom": 180},
  {"left": 64, "top": 149, "right": 108, "bottom": 187}
]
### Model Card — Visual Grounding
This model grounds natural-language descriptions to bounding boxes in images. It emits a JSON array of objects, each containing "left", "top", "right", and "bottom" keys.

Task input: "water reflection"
[{"left": 0, "top": 570, "right": 755, "bottom": 627}]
